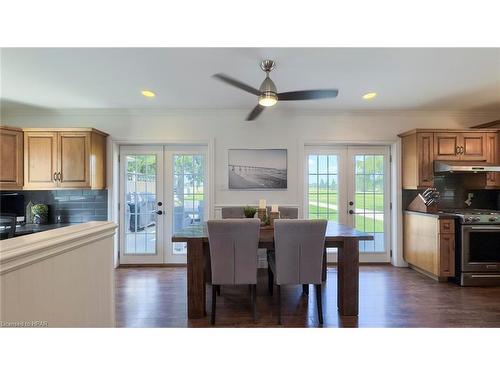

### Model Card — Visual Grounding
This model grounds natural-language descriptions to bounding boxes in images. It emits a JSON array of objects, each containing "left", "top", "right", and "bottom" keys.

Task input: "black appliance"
[{"left": 0, "top": 193, "right": 25, "bottom": 222}]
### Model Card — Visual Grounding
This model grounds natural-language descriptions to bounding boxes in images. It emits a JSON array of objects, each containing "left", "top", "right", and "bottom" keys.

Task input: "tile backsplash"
[
  {"left": 1, "top": 190, "right": 108, "bottom": 223},
  {"left": 403, "top": 173, "right": 500, "bottom": 211}
]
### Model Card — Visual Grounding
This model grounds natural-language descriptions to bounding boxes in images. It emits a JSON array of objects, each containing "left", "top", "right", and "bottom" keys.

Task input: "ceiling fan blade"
[
  {"left": 246, "top": 105, "right": 264, "bottom": 121},
  {"left": 213, "top": 73, "right": 261, "bottom": 96},
  {"left": 278, "top": 89, "right": 339, "bottom": 101}
]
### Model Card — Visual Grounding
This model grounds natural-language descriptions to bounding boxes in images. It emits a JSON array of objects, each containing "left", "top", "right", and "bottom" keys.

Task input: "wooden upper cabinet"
[
  {"left": 0, "top": 126, "right": 24, "bottom": 190},
  {"left": 461, "top": 132, "right": 487, "bottom": 161},
  {"left": 417, "top": 132, "right": 434, "bottom": 187},
  {"left": 24, "top": 131, "right": 58, "bottom": 189},
  {"left": 22, "top": 128, "right": 107, "bottom": 190},
  {"left": 400, "top": 129, "right": 497, "bottom": 189},
  {"left": 486, "top": 132, "right": 499, "bottom": 188},
  {"left": 434, "top": 132, "right": 487, "bottom": 161},
  {"left": 434, "top": 133, "right": 460, "bottom": 160},
  {"left": 58, "top": 132, "right": 91, "bottom": 188},
  {"left": 401, "top": 131, "right": 434, "bottom": 189}
]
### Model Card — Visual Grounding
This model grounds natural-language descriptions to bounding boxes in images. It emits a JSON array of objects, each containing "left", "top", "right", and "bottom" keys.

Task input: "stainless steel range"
[{"left": 441, "top": 209, "right": 500, "bottom": 286}]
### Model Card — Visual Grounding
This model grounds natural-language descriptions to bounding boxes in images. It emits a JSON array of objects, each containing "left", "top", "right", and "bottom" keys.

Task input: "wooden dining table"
[{"left": 172, "top": 221, "right": 373, "bottom": 319}]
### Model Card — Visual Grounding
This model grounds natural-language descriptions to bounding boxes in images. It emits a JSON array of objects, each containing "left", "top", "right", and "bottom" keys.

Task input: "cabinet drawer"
[{"left": 439, "top": 219, "right": 454, "bottom": 234}]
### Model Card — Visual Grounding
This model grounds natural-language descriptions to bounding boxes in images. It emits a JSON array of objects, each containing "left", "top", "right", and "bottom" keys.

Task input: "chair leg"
[
  {"left": 211, "top": 284, "right": 217, "bottom": 325},
  {"left": 268, "top": 266, "right": 274, "bottom": 296},
  {"left": 251, "top": 284, "right": 257, "bottom": 322},
  {"left": 216, "top": 285, "right": 221, "bottom": 296},
  {"left": 277, "top": 285, "right": 282, "bottom": 325},
  {"left": 322, "top": 248, "right": 327, "bottom": 282},
  {"left": 315, "top": 284, "right": 323, "bottom": 326},
  {"left": 302, "top": 284, "right": 309, "bottom": 295}
]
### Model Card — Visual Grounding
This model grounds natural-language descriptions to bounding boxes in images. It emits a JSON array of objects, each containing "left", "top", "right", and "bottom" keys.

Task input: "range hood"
[{"left": 434, "top": 161, "right": 500, "bottom": 173}]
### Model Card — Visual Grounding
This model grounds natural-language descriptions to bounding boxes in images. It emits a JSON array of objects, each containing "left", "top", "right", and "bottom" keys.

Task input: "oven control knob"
[
  {"left": 489, "top": 217, "right": 498, "bottom": 222},
  {"left": 472, "top": 217, "right": 481, "bottom": 222},
  {"left": 465, "top": 217, "right": 473, "bottom": 223}
]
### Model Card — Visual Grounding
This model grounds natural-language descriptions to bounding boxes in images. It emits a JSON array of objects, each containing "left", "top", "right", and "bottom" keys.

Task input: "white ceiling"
[{"left": 1, "top": 48, "right": 499, "bottom": 112}]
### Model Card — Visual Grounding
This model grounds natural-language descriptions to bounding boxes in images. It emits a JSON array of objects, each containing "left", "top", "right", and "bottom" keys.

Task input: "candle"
[
  {"left": 259, "top": 199, "right": 266, "bottom": 209},
  {"left": 271, "top": 204, "right": 279, "bottom": 213}
]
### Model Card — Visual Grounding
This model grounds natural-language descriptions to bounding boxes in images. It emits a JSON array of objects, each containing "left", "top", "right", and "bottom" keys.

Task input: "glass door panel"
[
  {"left": 119, "top": 146, "right": 164, "bottom": 264},
  {"left": 348, "top": 147, "right": 390, "bottom": 262},
  {"left": 305, "top": 147, "right": 347, "bottom": 262},
  {"left": 165, "top": 147, "right": 208, "bottom": 263}
]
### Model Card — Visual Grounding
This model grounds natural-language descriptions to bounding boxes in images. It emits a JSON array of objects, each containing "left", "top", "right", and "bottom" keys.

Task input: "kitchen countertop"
[
  {"left": 10, "top": 223, "right": 76, "bottom": 238},
  {"left": 404, "top": 210, "right": 458, "bottom": 219}
]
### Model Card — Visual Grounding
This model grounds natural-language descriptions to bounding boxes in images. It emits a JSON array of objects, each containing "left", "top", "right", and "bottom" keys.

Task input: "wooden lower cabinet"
[
  {"left": 0, "top": 126, "right": 24, "bottom": 190},
  {"left": 403, "top": 211, "right": 455, "bottom": 281}
]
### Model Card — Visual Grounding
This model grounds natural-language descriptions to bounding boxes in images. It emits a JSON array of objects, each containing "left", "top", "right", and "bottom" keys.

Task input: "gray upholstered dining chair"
[
  {"left": 267, "top": 219, "right": 327, "bottom": 325},
  {"left": 266, "top": 206, "right": 298, "bottom": 219},
  {"left": 207, "top": 218, "right": 261, "bottom": 325},
  {"left": 221, "top": 206, "right": 246, "bottom": 219}
]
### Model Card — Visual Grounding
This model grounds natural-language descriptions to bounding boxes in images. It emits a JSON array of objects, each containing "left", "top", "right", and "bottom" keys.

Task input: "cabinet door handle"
[
  {"left": 53, "top": 172, "right": 58, "bottom": 181},
  {"left": 57, "top": 172, "right": 62, "bottom": 181},
  {"left": 455, "top": 146, "right": 460, "bottom": 155},
  {"left": 460, "top": 146, "right": 464, "bottom": 155}
]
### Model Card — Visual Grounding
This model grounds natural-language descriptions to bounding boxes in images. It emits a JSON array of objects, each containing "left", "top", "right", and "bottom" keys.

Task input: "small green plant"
[
  {"left": 244, "top": 206, "right": 257, "bottom": 218},
  {"left": 32, "top": 204, "right": 48, "bottom": 216},
  {"left": 32, "top": 204, "right": 49, "bottom": 224}
]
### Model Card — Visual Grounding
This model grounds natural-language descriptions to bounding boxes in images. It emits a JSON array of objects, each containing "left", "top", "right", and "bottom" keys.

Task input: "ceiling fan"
[{"left": 213, "top": 59, "right": 339, "bottom": 121}]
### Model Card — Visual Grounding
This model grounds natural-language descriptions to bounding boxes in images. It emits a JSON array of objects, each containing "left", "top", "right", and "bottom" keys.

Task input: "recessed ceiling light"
[
  {"left": 141, "top": 90, "right": 156, "bottom": 98},
  {"left": 362, "top": 92, "right": 377, "bottom": 100}
]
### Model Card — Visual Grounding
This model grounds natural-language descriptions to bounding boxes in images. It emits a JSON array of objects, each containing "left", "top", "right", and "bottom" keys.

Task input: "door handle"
[
  {"left": 348, "top": 209, "right": 354, "bottom": 215},
  {"left": 156, "top": 210, "right": 163, "bottom": 215}
]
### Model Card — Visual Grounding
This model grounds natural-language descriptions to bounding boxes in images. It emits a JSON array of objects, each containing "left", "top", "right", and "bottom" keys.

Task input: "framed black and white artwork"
[{"left": 228, "top": 149, "right": 287, "bottom": 189}]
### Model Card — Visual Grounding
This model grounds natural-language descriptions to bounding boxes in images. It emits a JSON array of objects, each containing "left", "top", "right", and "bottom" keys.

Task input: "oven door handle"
[
  {"left": 470, "top": 274, "right": 500, "bottom": 278},
  {"left": 463, "top": 226, "right": 500, "bottom": 230}
]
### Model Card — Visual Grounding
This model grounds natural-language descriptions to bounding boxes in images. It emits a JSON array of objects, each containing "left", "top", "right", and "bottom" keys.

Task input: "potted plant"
[
  {"left": 32, "top": 204, "right": 49, "bottom": 225},
  {"left": 244, "top": 206, "right": 257, "bottom": 218}
]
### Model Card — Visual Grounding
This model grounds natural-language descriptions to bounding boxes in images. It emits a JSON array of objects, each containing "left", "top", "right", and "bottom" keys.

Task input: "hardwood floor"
[{"left": 115, "top": 265, "right": 500, "bottom": 327}]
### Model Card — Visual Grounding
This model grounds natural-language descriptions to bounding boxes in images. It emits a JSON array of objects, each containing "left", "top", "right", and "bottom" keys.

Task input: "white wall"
[
  {"left": 3, "top": 108, "right": 498, "bottom": 204},
  {"left": 3, "top": 108, "right": 499, "bottom": 265}
]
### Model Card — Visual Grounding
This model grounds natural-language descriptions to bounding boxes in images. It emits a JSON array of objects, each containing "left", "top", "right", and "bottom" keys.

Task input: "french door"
[
  {"left": 305, "top": 145, "right": 391, "bottom": 263},
  {"left": 119, "top": 145, "right": 208, "bottom": 264}
]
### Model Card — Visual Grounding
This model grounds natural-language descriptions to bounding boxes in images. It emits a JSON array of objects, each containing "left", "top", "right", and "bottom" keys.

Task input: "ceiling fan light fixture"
[{"left": 258, "top": 91, "right": 278, "bottom": 107}]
